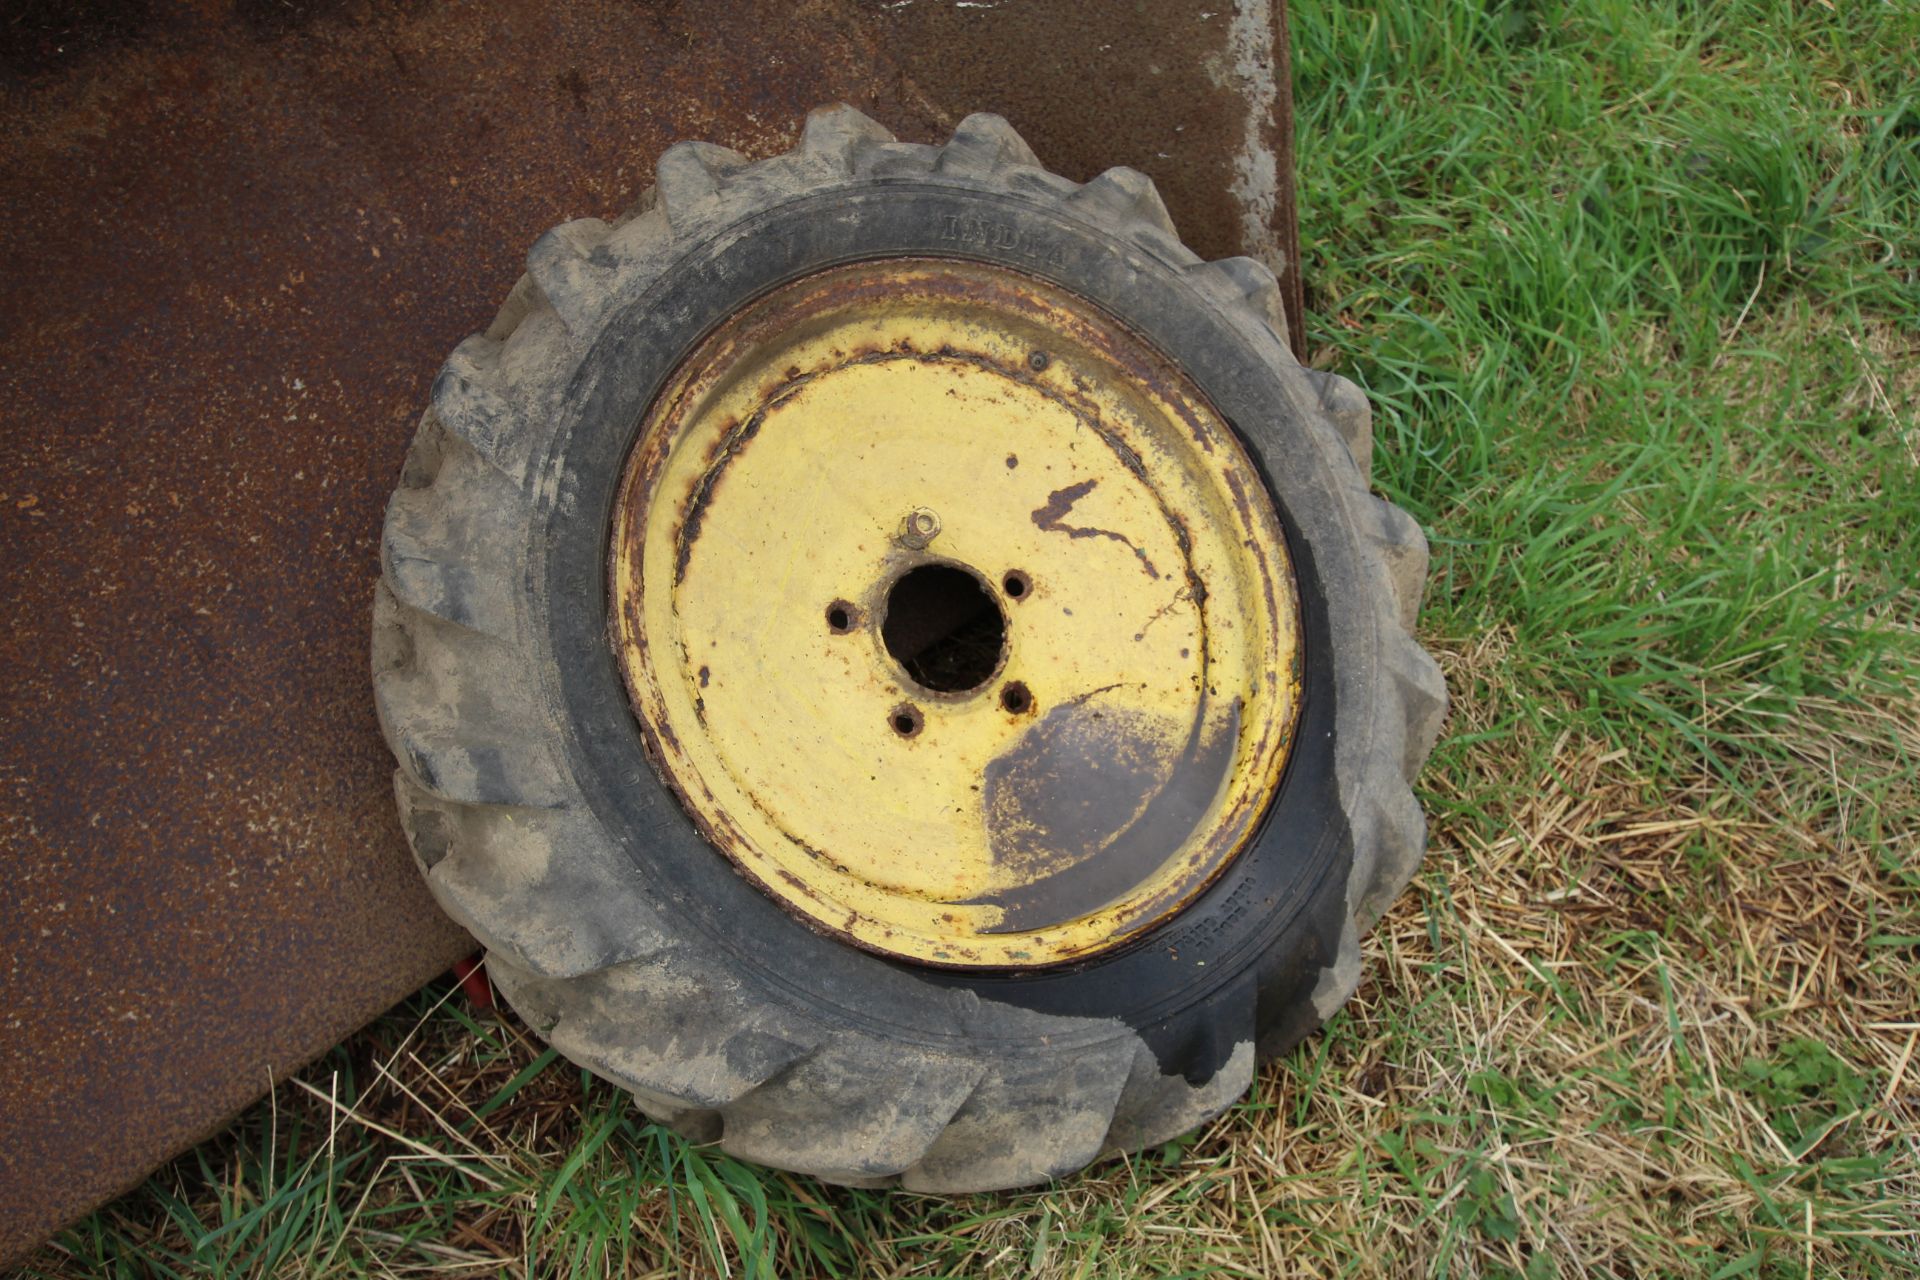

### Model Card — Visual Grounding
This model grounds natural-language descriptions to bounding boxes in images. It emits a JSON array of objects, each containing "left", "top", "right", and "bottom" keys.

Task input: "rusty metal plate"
[{"left": 0, "top": 0, "right": 1297, "bottom": 1261}]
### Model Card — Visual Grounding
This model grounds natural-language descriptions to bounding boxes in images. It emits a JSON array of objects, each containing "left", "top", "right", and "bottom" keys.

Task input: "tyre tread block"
[
  {"left": 899, "top": 1048, "right": 1134, "bottom": 1193},
  {"left": 720, "top": 1045, "right": 987, "bottom": 1182}
]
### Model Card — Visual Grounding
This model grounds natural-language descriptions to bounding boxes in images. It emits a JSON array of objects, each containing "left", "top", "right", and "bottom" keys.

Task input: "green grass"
[{"left": 18, "top": 2, "right": 1919, "bottom": 1276}]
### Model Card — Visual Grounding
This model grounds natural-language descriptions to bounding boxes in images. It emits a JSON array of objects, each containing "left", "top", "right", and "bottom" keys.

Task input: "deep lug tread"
[
  {"left": 527, "top": 218, "right": 616, "bottom": 338},
  {"left": 609, "top": 182, "right": 660, "bottom": 229},
  {"left": 1067, "top": 166, "right": 1178, "bottom": 237},
  {"left": 1100, "top": 1039, "right": 1256, "bottom": 1157},
  {"left": 854, "top": 141, "right": 938, "bottom": 178},
  {"left": 604, "top": 208, "right": 670, "bottom": 263},
  {"left": 1370, "top": 497, "right": 1431, "bottom": 633},
  {"left": 1385, "top": 640, "right": 1447, "bottom": 779},
  {"left": 933, "top": 112, "right": 1039, "bottom": 176},
  {"left": 396, "top": 413, "right": 449, "bottom": 492},
  {"left": 502, "top": 957, "right": 820, "bottom": 1113},
  {"left": 484, "top": 272, "right": 542, "bottom": 343},
  {"left": 396, "top": 773, "right": 672, "bottom": 979},
  {"left": 1193, "top": 256, "right": 1292, "bottom": 350},
  {"left": 898, "top": 1049, "right": 1134, "bottom": 1193},
  {"left": 798, "top": 103, "right": 896, "bottom": 174},
  {"left": 1308, "top": 919, "right": 1364, "bottom": 1022},
  {"left": 1353, "top": 785, "right": 1427, "bottom": 933},
  {"left": 1128, "top": 222, "right": 1202, "bottom": 268},
  {"left": 1303, "top": 367, "right": 1374, "bottom": 478},
  {"left": 380, "top": 446, "right": 521, "bottom": 639},
  {"left": 372, "top": 584, "right": 567, "bottom": 809},
  {"left": 1004, "top": 166, "right": 1080, "bottom": 200},
  {"left": 719, "top": 1044, "right": 986, "bottom": 1182},
  {"left": 429, "top": 337, "right": 525, "bottom": 481},
  {"left": 655, "top": 141, "right": 751, "bottom": 232},
  {"left": 495, "top": 307, "right": 577, "bottom": 424}
]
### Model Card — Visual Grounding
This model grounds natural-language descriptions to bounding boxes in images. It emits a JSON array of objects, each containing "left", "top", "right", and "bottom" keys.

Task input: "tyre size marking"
[{"left": 938, "top": 214, "right": 1066, "bottom": 268}]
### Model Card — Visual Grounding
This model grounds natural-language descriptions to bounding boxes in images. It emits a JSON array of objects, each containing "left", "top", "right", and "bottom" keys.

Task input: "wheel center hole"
[{"left": 881, "top": 564, "right": 1006, "bottom": 693}]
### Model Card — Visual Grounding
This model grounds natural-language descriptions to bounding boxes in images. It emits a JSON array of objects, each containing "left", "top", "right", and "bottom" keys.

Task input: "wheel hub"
[{"left": 609, "top": 258, "right": 1301, "bottom": 968}]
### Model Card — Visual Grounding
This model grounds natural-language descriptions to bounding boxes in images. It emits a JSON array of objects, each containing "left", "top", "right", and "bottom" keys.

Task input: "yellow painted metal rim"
[{"left": 610, "top": 258, "right": 1300, "bottom": 968}]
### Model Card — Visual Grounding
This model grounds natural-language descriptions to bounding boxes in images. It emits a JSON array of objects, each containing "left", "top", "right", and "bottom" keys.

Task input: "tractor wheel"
[{"left": 373, "top": 106, "right": 1445, "bottom": 1191}]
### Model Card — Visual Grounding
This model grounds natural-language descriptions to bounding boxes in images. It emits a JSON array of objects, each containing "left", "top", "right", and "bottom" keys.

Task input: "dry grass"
[{"left": 1238, "top": 679, "right": 1920, "bottom": 1277}]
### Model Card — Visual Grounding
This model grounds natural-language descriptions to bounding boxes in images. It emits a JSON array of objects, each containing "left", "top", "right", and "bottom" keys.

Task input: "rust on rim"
[{"left": 610, "top": 258, "right": 1302, "bottom": 968}]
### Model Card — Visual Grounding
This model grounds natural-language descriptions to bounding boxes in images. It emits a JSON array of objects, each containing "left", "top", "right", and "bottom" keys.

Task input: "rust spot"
[
  {"left": 1222, "top": 465, "right": 1258, "bottom": 528},
  {"left": 1132, "top": 587, "right": 1191, "bottom": 641},
  {"left": 674, "top": 387, "right": 793, "bottom": 585},
  {"left": 1030, "top": 478, "right": 1161, "bottom": 579},
  {"left": 695, "top": 415, "right": 741, "bottom": 466},
  {"left": 1221, "top": 466, "right": 1282, "bottom": 642},
  {"left": 649, "top": 713, "right": 683, "bottom": 758}
]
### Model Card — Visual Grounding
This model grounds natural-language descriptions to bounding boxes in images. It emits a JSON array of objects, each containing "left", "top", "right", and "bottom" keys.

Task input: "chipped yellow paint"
[{"left": 609, "top": 259, "right": 1300, "bottom": 968}]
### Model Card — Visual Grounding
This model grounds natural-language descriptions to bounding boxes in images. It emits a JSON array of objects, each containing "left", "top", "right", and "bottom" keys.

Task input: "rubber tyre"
[{"left": 373, "top": 106, "right": 1446, "bottom": 1191}]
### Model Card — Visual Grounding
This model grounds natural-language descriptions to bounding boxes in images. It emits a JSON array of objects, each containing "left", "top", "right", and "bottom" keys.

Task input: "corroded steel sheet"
[{"left": 0, "top": 0, "right": 1297, "bottom": 1261}]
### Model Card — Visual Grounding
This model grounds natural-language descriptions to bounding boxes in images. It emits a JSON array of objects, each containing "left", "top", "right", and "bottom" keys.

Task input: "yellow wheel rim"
[{"left": 610, "top": 258, "right": 1301, "bottom": 968}]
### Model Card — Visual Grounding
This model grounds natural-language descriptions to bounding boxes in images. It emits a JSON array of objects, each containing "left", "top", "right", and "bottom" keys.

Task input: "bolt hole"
[
  {"left": 826, "top": 601, "right": 856, "bottom": 633},
  {"left": 890, "top": 705, "right": 923, "bottom": 737},
  {"left": 1002, "top": 571, "right": 1030, "bottom": 600},
  {"left": 1028, "top": 350, "right": 1050, "bottom": 371},
  {"left": 881, "top": 564, "right": 1006, "bottom": 693},
  {"left": 1001, "top": 681, "right": 1032, "bottom": 715}
]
